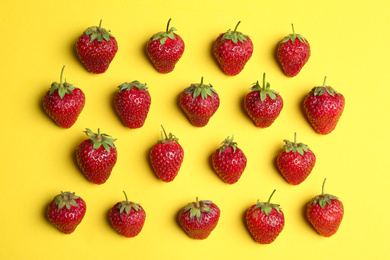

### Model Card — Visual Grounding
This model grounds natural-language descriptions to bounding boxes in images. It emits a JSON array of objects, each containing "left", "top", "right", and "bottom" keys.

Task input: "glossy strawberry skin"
[
  {"left": 114, "top": 86, "right": 151, "bottom": 129},
  {"left": 146, "top": 35, "right": 185, "bottom": 74},
  {"left": 277, "top": 149, "right": 316, "bottom": 185},
  {"left": 76, "top": 140, "right": 117, "bottom": 184},
  {"left": 213, "top": 34, "right": 253, "bottom": 76},
  {"left": 244, "top": 91, "right": 283, "bottom": 128},
  {"left": 179, "top": 91, "right": 220, "bottom": 127},
  {"left": 303, "top": 87, "right": 345, "bottom": 135},
  {"left": 43, "top": 88, "right": 85, "bottom": 128},
  {"left": 277, "top": 38, "right": 310, "bottom": 77},
  {"left": 150, "top": 140, "right": 184, "bottom": 182},
  {"left": 178, "top": 201, "right": 220, "bottom": 239},
  {"left": 76, "top": 34, "right": 118, "bottom": 74},
  {"left": 109, "top": 203, "right": 146, "bottom": 238},
  {"left": 212, "top": 146, "right": 247, "bottom": 184},
  {"left": 306, "top": 196, "right": 344, "bottom": 237},
  {"left": 246, "top": 204, "right": 285, "bottom": 244},
  {"left": 47, "top": 194, "right": 86, "bottom": 234}
]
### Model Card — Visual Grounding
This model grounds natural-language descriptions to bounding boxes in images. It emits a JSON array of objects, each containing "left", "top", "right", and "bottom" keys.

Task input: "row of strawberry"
[
  {"left": 43, "top": 19, "right": 346, "bottom": 244},
  {"left": 48, "top": 180, "right": 342, "bottom": 243}
]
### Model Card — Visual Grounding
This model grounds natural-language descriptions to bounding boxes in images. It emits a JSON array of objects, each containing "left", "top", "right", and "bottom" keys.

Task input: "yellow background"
[{"left": 1, "top": 0, "right": 389, "bottom": 259}]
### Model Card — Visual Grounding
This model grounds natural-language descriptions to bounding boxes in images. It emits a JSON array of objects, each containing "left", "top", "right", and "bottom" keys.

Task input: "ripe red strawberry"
[
  {"left": 114, "top": 81, "right": 151, "bottom": 129},
  {"left": 76, "top": 20, "right": 118, "bottom": 74},
  {"left": 244, "top": 73, "right": 283, "bottom": 128},
  {"left": 47, "top": 191, "right": 86, "bottom": 234},
  {"left": 213, "top": 21, "right": 253, "bottom": 76},
  {"left": 150, "top": 126, "right": 184, "bottom": 182},
  {"left": 303, "top": 77, "right": 345, "bottom": 135},
  {"left": 277, "top": 24, "right": 310, "bottom": 77},
  {"left": 178, "top": 197, "right": 220, "bottom": 239},
  {"left": 306, "top": 179, "right": 344, "bottom": 237},
  {"left": 109, "top": 191, "right": 146, "bottom": 238},
  {"left": 43, "top": 66, "right": 85, "bottom": 128},
  {"left": 179, "top": 77, "right": 220, "bottom": 127},
  {"left": 212, "top": 135, "right": 247, "bottom": 184},
  {"left": 276, "top": 133, "right": 316, "bottom": 185},
  {"left": 246, "top": 190, "right": 285, "bottom": 244},
  {"left": 76, "top": 128, "right": 117, "bottom": 184},
  {"left": 146, "top": 18, "right": 185, "bottom": 73}
]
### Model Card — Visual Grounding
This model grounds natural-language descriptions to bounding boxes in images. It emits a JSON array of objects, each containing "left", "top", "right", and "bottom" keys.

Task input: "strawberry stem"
[
  {"left": 199, "top": 77, "right": 204, "bottom": 88},
  {"left": 123, "top": 190, "right": 129, "bottom": 203},
  {"left": 166, "top": 18, "right": 172, "bottom": 33},
  {"left": 323, "top": 76, "right": 327, "bottom": 87},
  {"left": 234, "top": 21, "right": 241, "bottom": 32},
  {"left": 60, "top": 65, "right": 65, "bottom": 87},
  {"left": 195, "top": 197, "right": 200, "bottom": 208},
  {"left": 291, "top": 23, "right": 295, "bottom": 36},
  {"left": 161, "top": 125, "right": 168, "bottom": 139},
  {"left": 267, "top": 189, "right": 276, "bottom": 203},
  {"left": 294, "top": 132, "right": 297, "bottom": 146},
  {"left": 322, "top": 178, "right": 327, "bottom": 196},
  {"left": 262, "top": 73, "right": 266, "bottom": 91},
  {"left": 98, "top": 19, "right": 102, "bottom": 30},
  {"left": 96, "top": 128, "right": 102, "bottom": 142}
]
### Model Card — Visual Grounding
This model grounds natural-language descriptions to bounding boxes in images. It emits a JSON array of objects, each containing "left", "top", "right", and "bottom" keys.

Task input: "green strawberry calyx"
[
  {"left": 118, "top": 81, "right": 148, "bottom": 92},
  {"left": 281, "top": 24, "right": 307, "bottom": 44},
  {"left": 282, "top": 132, "right": 309, "bottom": 156},
  {"left": 50, "top": 65, "right": 76, "bottom": 99},
  {"left": 183, "top": 197, "right": 214, "bottom": 221},
  {"left": 250, "top": 73, "right": 279, "bottom": 102},
  {"left": 184, "top": 77, "right": 218, "bottom": 100},
  {"left": 54, "top": 191, "right": 80, "bottom": 211},
  {"left": 84, "top": 128, "right": 116, "bottom": 153},
  {"left": 221, "top": 21, "right": 249, "bottom": 44},
  {"left": 310, "top": 178, "right": 339, "bottom": 209},
  {"left": 311, "top": 76, "right": 340, "bottom": 97},
  {"left": 152, "top": 18, "right": 178, "bottom": 45},
  {"left": 117, "top": 191, "right": 140, "bottom": 214},
  {"left": 84, "top": 19, "right": 114, "bottom": 43},
  {"left": 158, "top": 125, "right": 179, "bottom": 144},
  {"left": 253, "top": 190, "right": 282, "bottom": 216},
  {"left": 219, "top": 135, "right": 238, "bottom": 154}
]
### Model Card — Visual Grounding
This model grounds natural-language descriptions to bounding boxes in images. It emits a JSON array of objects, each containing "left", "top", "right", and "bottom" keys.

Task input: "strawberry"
[
  {"left": 178, "top": 197, "right": 220, "bottom": 239},
  {"left": 213, "top": 21, "right": 253, "bottom": 76},
  {"left": 76, "top": 20, "right": 118, "bottom": 74},
  {"left": 114, "top": 81, "right": 151, "bottom": 129},
  {"left": 306, "top": 179, "right": 344, "bottom": 237},
  {"left": 244, "top": 73, "right": 283, "bottom": 128},
  {"left": 212, "top": 135, "right": 247, "bottom": 184},
  {"left": 43, "top": 66, "right": 85, "bottom": 128},
  {"left": 76, "top": 128, "right": 117, "bottom": 184},
  {"left": 146, "top": 18, "right": 185, "bottom": 73},
  {"left": 109, "top": 191, "right": 146, "bottom": 238},
  {"left": 276, "top": 133, "right": 316, "bottom": 185},
  {"left": 179, "top": 77, "right": 220, "bottom": 127},
  {"left": 277, "top": 24, "right": 310, "bottom": 77},
  {"left": 303, "top": 77, "right": 345, "bottom": 135},
  {"left": 150, "top": 126, "right": 184, "bottom": 182},
  {"left": 246, "top": 190, "right": 285, "bottom": 244},
  {"left": 47, "top": 191, "right": 86, "bottom": 234}
]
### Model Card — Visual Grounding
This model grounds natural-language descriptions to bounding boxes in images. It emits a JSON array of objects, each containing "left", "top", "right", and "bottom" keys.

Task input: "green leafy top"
[
  {"left": 84, "top": 128, "right": 116, "bottom": 153},
  {"left": 311, "top": 76, "right": 340, "bottom": 97},
  {"left": 152, "top": 18, "right": 178, "bottom": 45},
  {"left": 118, "top": 81, "right": 148, "bottom": 92},
  {"left": 253, "top": 190, "right": 282, "bottom": 216},
  {"left": 84, "top": 19, "right": 114, "bottom": 43},
  {"left": 117, "top": 191, "right": 140, "bottom": 214},
  {"left": 158, "top": 125, "right": 179, "bottom": 144},
  {"left": 54, "top": 191, "right": 80, "bottom": 211},
  {"left": 280, "top": 24, "right": 307, "bottom": 44},
  {"left": 219, "top": 135, "right": 238, "bottom": 155},
  {"left": 184, "top": 77, "right": 218, "bottom": 100},
  {"left": 183, "top": 197, "right": 214, "bottom": 221},
  {"left": 220, "top": 21, "right": 249, "bottom": 44},
  {"left": 310, "top": 179, "right": 339, "bottom": 209},
  {"left": 250, "top": 73, "right": 279, "bottom": 102},
  {"left": 282, "top": 132, "right": 310, "bottom": 156},
  {"left": 49, "top": 66, "right": 76, "bottom": 99}
]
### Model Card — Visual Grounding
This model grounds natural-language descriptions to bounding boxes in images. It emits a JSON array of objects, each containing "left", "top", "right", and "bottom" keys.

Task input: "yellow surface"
[{"left": 1, "top": 0, "right": 389, "bottom": 259}]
